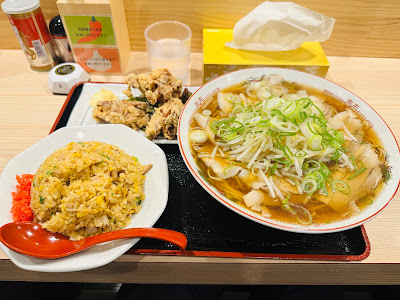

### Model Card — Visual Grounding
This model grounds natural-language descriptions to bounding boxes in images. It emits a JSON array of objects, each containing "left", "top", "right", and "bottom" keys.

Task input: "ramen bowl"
[{"left": 178, "top": 68, "right": 400, "bottom": 234}]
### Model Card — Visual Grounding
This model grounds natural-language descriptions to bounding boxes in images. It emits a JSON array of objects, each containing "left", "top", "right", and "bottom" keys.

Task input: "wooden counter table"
[{"left": 0, "top": 50, "right": 399, "bottom": 284}]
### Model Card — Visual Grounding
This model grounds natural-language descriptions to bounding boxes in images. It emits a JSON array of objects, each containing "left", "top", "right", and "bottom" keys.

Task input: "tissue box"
[{"left": 203, "top": 29, "right": 329, "bottom": 83}]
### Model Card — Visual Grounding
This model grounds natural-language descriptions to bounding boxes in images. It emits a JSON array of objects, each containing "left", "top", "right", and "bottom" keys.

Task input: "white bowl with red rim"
[{"left": 178, "top": 67, "right": 400, "bottom": 234}]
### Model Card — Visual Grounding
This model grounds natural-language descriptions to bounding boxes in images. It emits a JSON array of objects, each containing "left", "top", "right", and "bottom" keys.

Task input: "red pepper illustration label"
[
  {"left": 78, "top": 16, "right": 102, "bottom": 43},
  {"left": 64, "top": 15, "right": 115, "bottom": 45}
]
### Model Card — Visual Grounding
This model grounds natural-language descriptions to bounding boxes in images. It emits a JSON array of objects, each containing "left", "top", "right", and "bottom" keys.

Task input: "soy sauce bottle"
[{"left": 49, "top": 15, "right": 74, "bottom": 63}]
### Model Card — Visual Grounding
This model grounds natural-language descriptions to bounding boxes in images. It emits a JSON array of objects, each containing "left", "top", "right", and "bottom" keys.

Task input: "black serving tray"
[
  {"left": 129, "top": 145, "right": 370, "bottom": 260},
  {"left": 51, "top": 82, "right": 370, "bottom": 261}
]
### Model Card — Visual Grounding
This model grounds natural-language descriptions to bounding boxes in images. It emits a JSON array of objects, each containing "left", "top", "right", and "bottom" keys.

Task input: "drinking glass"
[{"left": 144, "top": 21, "right": 191, "bottom": 84}]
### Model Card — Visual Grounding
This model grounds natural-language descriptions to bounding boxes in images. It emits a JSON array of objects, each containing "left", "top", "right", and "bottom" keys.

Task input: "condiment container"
[
  {"left": 57, "top": 0, "right": 131, "bottom": 74},
  {"left": 1, "top": 0, "right": 58, "bottom": 71},
  {"left": 49, "top": 15, "right": 74, "bottom": 63}
]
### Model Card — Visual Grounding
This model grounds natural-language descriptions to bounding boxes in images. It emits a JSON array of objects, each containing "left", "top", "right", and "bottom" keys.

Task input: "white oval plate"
[
  {"left": 65, "top": 82, "right": 199, "bottom": 144},
  {"left": 178, "top": 68, "right": 400, "bottom": 234},
  {"left": 0, "top": 124, "right": 169, "bottom": 272}
]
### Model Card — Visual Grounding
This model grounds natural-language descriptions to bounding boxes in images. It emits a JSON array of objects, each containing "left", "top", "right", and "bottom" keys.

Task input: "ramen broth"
[{"left": 189, "top": 75, "right": 387, "bottom": 225}]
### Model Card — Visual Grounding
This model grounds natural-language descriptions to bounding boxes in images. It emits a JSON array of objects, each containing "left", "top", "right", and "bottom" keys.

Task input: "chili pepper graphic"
[{"left": 78, "top": 16, "right": 102, "bottom": 43}]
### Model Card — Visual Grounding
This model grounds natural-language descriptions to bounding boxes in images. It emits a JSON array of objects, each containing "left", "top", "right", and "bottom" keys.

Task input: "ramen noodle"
[{"left": 188, "top": 74, "right": 389, "bottom": 225}]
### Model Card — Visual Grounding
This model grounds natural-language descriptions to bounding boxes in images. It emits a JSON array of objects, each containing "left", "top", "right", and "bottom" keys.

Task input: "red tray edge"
[{"left": 128, "top": 225, "right": 371, "bottom": 261}]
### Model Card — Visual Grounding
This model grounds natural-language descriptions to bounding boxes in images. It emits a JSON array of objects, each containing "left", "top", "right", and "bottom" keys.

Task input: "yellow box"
[{"left": 203, "top": 29, "right": 329, "bottom": 83}]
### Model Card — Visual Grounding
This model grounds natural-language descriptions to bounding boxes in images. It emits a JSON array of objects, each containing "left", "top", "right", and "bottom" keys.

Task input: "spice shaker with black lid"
[{"left": 49, "top": 15, "right": 74, "bottom": 62}]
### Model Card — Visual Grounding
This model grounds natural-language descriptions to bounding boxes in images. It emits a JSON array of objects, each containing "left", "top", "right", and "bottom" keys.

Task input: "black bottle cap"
[{"left": 49, "top": 15, "right": 66, "bottom": 37}]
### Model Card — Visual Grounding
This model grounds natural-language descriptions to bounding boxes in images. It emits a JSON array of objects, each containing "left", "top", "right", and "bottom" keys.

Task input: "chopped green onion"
[
  {"left": 308, "top": 135, "right": 323, "bottom": 150},
  {"left": 307, "top": 122, "right": 319, "bottom": 135},
  {"left": 263, "top": 97, "right": 281, "bottom": 111},
  {"left": 302, "top": 160, "right": 321, "bottom": 173},
  {"left": 281, "top": 194, "right": 292, "bottom": 211},
  {"left": 309, "top": 172, "right": 325, "bottom": 188},
  {"left": 281, "top": 101, "right": 297, "bottom": 116},
  {"left": 295, "top": 150, "right": 306, "bottom": 158},
  {"left": 348, "top": 167, "right": 367, "bottom": 180},
  {"left": 321, "top": 183, "right": 329, "bottom": 196},
  {"left": 102, "top": 153, "right": 111, "bottom": 160},
  {"left": 319, "top": 163, "right": 332, "bottom": 180},
  {"left": 269, "top": 162, "right": 278, "bottom": 176},
  {"left": 258, "top": 120, "right": 270, "bottom": 127},
  {"left": 360, "top": 198, "right": 373, "bottom": 205},
  {"left": 221, "top": 132, "right": 237, "bottom": 141},
  {"left": 228, "top": 121, "right": 244, "bottom": 132},
  {"left": 244, "top": 116, "right": 261, "bottom": 126},
  {"left": 301, "top": 177, "right": 318, "bottom": 194},
  {"left": 210, "top": 120, "right": 220, "bottom": 133},
  {"left": 329, "top": 139, "right": 342, "bottom": 149},
  {"left": 335, "top": 130, "right": 345, "bottom": 144},
  {"left": 331, "top": 180, "right": 351, "bottom": 194},
  {"left": 332, "top": 150, "right": 342, "bottom": 160},
  {"left": 299, "top": 111, "right": 308, "bottom": 121},
  {"left": 275, "top": 158, "right": 291, "bottom": 167}
]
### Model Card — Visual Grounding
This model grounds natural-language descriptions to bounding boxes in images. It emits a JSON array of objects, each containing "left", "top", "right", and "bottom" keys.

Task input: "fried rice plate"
[{"left": 30, "top": 141, "right": 146, "bottom": 240}]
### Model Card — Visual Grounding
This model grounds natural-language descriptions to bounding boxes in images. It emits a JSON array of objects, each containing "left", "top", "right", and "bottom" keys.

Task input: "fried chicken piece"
[
  {"left": 145, "top": 98, "right": 184, "bottom": 140},
  {"left": 92, "top": 100, "right": 150, "bottom": 130},
  {"left": 125, "top": 68, "right": 183, "bottom": 105},
  {"left": 123, "top": 86, "right": 132, "bottom": 99}
]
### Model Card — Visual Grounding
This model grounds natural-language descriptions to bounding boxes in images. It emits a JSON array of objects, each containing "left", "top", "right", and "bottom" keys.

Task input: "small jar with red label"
[{"left": 1, "top": 0, "right": 58, "bottom": 71}]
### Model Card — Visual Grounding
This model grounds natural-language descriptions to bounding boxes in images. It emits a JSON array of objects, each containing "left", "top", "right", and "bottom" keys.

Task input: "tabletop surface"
[{"left": 0, "top": 50, "right": 400, "bottom": 284}]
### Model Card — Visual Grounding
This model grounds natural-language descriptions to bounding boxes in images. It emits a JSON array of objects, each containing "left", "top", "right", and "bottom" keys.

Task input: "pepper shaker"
[{"left": 49, "top": 15, "right": 74, "bottom": 63}]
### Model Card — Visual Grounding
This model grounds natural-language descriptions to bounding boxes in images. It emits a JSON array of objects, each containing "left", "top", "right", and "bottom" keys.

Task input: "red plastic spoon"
[{"left": 0, "top": 222, "right": 187, "bottom": 259}]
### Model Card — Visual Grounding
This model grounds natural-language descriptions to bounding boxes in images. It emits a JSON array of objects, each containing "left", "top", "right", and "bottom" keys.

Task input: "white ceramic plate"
[
  {"left": 0, "top": 124, "right": 169, "bottom": 272},
  {"left": 66, "top": 82, "right": 199, "bottom": 144},
  {"left": 178, "top": 67, "right": 400, "bottom": 234}
]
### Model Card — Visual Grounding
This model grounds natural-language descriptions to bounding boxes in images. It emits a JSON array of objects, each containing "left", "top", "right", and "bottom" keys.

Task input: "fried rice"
[{"left": 30, "top": 141, "right": 146, "bottom": 240}]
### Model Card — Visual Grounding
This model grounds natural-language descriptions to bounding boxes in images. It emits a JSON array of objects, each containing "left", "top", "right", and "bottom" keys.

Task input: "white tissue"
[{"left": 225, "top": 1, "right": 335, "bottom": 51}]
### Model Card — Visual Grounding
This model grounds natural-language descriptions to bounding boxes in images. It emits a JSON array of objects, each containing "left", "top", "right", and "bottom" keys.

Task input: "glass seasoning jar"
[
  {"left": 49, "top": 15, "right": 74, "bottom": 63},
  {"left": 1, "top": 0, "right": 58, "bottom": 71}
]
